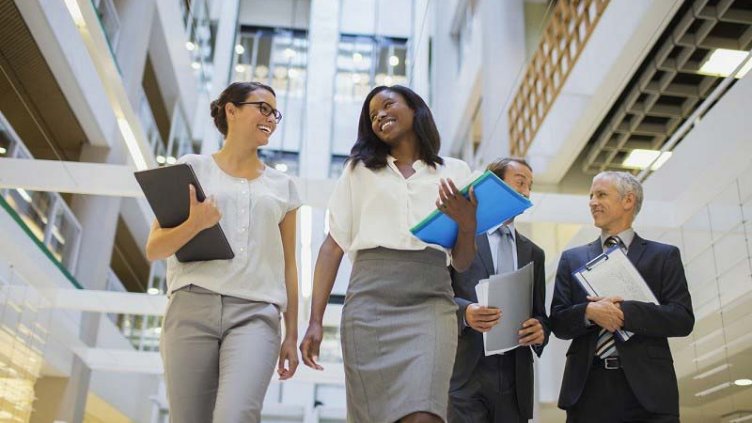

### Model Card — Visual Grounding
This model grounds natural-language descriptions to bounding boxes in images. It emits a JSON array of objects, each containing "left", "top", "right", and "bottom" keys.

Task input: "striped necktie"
[{"left": 595, "top": 236, "right": 623, "bottom": 359}]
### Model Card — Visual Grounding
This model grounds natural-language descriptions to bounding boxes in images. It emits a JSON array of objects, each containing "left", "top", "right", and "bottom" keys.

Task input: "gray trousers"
[{"left": 160, "top": 285, "right": 281, "bottom": 423}]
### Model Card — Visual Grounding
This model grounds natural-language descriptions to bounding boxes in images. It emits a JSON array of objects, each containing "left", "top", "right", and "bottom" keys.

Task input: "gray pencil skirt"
[{"left": 341, "top": 247, "right": 458, "bottom": 423}]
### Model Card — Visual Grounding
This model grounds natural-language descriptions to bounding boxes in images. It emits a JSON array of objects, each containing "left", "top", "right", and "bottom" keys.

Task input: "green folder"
[{"left": 410, "top": 171, "right": 532, "bottom": 248}]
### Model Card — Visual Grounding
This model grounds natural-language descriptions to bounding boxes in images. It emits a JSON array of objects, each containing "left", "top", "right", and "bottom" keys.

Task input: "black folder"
[{"left": 134, "top": 164, "right": 234, "bottom": 262}]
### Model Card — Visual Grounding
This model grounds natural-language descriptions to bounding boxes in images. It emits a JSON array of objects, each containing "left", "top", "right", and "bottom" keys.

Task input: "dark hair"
[
  {"left": 349, "top": 85, "right": 443, "bottom": 169},
  {"left": 487, "top": 157, "right": 533, "bottom": 180},
  {"left": 210, "top": 81, "right": 276, "bottom": 136}
]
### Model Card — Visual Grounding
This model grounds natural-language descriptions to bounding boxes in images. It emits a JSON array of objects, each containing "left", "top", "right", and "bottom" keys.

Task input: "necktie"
[
  {"left": 496, "top": 226, "right": 514, "bottom": 275},
  {"left": 595, "top": 236, "right": 622, "bottom": 359}
]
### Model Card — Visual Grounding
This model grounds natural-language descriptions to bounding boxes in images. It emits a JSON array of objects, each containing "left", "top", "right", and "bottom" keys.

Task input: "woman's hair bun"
[{"left": 209, "top": 99, "right": 222, "bottom": 118}]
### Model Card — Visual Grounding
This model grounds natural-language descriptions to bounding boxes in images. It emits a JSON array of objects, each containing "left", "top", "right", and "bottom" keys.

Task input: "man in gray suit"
[{"left": 449, "top": 158, "right": 550, "bottom": 423}]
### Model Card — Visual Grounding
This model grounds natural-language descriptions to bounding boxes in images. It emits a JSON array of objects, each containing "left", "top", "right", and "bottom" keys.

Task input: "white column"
[
  {"left": 476, "top": 0, "right": 526, "bottom": 164},
  {"left": 113, "top": 0, "right": 157, "bottom": 108},
  {"left": 200, "top": 0, "right": 240, "bottom": 154},
  {"left": 54, "top": 143, "right": 125, "bottom": 423},
  {"left": 410, "top": 0, "right": 431, "bottom": 98},
  {"left": 300, "top": 0, "right": 341, "bottom": 180}
]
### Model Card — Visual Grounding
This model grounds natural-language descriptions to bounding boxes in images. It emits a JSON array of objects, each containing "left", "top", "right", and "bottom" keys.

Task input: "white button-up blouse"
[
  {"left": 166, "top": 154, "right": 301, "bottom": 310},
  {"left": 327, "top": 155, "right": 472, "bottom": 263}
]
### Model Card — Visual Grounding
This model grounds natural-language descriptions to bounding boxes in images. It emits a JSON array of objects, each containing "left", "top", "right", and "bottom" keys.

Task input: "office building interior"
[{"left": 0, "top": 0, "right": 750, "bottom": 421}]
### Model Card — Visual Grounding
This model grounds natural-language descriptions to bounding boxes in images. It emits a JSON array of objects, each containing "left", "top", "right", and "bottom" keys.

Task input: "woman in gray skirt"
[{"left": 300, "top": 85, "right": 478, "bottom": 423}]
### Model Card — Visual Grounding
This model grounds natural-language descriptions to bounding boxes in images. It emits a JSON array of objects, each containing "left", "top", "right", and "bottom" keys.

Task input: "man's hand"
[
  {"left": 518, "top": 318, "right": 545, "bottom": 346},
  {"left": 465, "top": 303, "right": 501, "bottom": 332},
  {"left": 585, "top": 296, "right": 624, "bottom": 332}
]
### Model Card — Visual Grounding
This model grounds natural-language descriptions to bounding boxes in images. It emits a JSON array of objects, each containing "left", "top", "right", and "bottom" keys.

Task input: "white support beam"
[
  {"left": 42, "top": 289, "right": 167, "bottom": 316},
  {"left": 0, "top": 158, "right": 141, "bottom": 197},
  {"left": 0, "top": 158, "right": 680, "bottom": 227}
]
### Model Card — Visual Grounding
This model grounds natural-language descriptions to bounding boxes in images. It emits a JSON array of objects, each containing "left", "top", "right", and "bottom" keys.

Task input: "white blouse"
[
  {"left": 166, "top": 154, "right": 301, "bottom": 310},
  {"left": 327, "top": 156, "right": 472, "bottom": 263}
]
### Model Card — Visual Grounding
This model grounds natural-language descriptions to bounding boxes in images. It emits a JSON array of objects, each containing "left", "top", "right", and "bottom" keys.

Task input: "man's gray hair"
[{"left": 594, "top": 171, "right": 644, "bottom": 216}]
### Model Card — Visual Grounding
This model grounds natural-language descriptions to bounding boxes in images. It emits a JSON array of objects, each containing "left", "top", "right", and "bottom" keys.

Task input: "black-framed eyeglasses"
[{"left": 234, "top": 101, "right": 283, "bottom": 123}]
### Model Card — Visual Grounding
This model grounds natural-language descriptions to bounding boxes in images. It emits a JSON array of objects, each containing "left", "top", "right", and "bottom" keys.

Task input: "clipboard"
[
  {"left": 572, "top": 246, "right": 658, "bottom": 342},
  {"left": 134, "top": 164, "right": 234, "bottom": 263},
  {"left": 410, "top": 171, "right": 533, "bottom": 248}
]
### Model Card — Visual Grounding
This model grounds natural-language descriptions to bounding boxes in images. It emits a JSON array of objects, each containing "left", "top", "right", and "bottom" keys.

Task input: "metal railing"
[
  {"left": 508, "top": 0, "right": 609, "bottom": 156},
  {"left": 0, "top": 113, "right": 82, "bottom": 275},
  {"left": 92, "top": 0, "right": 122, "bottom": 52}
]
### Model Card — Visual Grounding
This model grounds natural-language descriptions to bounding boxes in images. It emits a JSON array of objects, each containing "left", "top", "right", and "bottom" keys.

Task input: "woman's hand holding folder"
[
  {"left": 186, "top": 184, "right": 221, "bottom": 232},
  {"left": 145, "top": 184, "right": 222, "bottom": 261}
]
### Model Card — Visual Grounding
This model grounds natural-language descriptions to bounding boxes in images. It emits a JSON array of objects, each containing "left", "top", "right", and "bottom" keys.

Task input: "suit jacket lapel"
[
  {"left": 477, "top": 233, "right": 494, "bottom": 276},
  {"left": 627, "top": 233, "right": 647, "bottom": 266},
  {"left": 588, "top": 238, "right": 602, "bottom": 262},
  {"left": 515, "top": 231, "right": 533, "bottom": 267}
]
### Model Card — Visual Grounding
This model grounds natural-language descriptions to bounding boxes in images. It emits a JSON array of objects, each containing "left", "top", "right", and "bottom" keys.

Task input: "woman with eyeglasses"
[
  {"left": 146, "top": 81, "right": 300, "bottom": 423},
  {"left": 300, "top": 85, "right": 478, "bottom": 423}
]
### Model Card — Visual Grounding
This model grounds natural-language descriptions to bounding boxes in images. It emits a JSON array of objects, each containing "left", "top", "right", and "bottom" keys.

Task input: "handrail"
[{"left": 508, "top": 0, "right": 609, "bottom": 157}]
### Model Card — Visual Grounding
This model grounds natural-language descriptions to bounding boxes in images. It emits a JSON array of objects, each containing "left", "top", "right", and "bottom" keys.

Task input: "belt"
[{"left": 592, "top": 356, "right": 621, "bottom": 370}]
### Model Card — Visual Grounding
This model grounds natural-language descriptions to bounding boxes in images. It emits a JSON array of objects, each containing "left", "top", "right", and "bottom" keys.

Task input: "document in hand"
[
  {"left": 475, "top": 262, "right": 534, "bottom": 356},
  {"left": 410, "top": 171, "right": 533, "bottom": 248},
  {"left": 572, "top": 246, "right": 659, "bottom": 341},
  {"left": 134, "top": 164, "right": 234, "bottom": 263}
]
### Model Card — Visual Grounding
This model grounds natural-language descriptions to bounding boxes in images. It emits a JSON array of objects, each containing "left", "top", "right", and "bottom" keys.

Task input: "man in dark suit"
[
  {"left": 449, "top": 158, "right": 550, "bottom": 423},
  {"left": 551, "top": 171, "right": 694, "bottom": 422}
]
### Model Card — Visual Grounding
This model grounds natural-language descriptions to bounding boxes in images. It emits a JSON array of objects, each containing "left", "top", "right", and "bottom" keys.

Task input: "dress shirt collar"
[
  {"left": 487, "top": 221, "right": 516, "bottom": 243},
  {"left": 600, "top": 228, "right": 635, "bottom": 251}
]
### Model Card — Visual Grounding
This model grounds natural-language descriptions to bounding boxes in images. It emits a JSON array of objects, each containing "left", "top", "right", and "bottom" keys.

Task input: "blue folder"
[{"left": 410, "top": 171, "right": 533, "bottom": 248}]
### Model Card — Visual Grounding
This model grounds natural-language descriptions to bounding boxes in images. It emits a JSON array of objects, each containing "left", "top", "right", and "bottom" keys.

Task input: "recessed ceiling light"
[
  {"left": 734, "top": 378, "right": 752, "bottom": 386},
  {"left": 235, "top": 44, "right": 245, "bottom": 55},
  {"left": 698, "top": 48, "right": 751, "bottom": 78},
  {"left": 389, "top": 55, "right": 399, "bottom": 67},
  {"left": 623, "top": 149, "right": 672, "bottom": 170},
  {"left": 0, "top": 147, "right": 6, "bottom": 154},
  {"left": 694, "top": 381, "right": 732, "bottom": 397},
  {"left": 186, "top": 41, "right": 196, "bottom": 51}
]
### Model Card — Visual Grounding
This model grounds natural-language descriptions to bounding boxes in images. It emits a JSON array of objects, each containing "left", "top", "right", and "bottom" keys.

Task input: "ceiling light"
[
  {"left": 389, "top": 55, "right": 400, "bottom": 67},
  {"left": 351, "top": 73, "right": 361, "bottom": 83},
  {"left": 0, "top": 147, "right": 6, "bottom": 154},
  {"left": 235, "top": 44, "right": 245, "bottom": 55},
  {"left": 734, "top": 379, "right": 752, "bottom": 386},
  {"left": 384, "top": 76, "right": 394, "bottom": 86},
  {"left": 235, "top": 64, "right": 245, "bottom": 73},
  {"left": 191, "top": 61, "right": 200, "bottom": 70},
  {"left": 185, "top": 41, "right": 196, "bottom": 51},
  {"left": 147, "top": 288, "right": 160, "bottom": 295},
  {"left": 694, "top": 381, "right": 732, "bottom": 397},
  {"left": 730, "top": 414, "right": 752, "bottom": 423},
  {"left": 284, "top": 48, "right": 296, "bottom": 59},
  {"left": 288, "top": 68, "right": 298, "bottom": 79},
  {"left": 698, "top": 48, "right": 751, "bottom": 78},
  {"left": 154, "top": 327, "right": 162, "bottom": 334},
  {"left": 623, "top": 149, "right": 672, "bottom": 170},
  {"left": 156, "top": 155, "right": 166, "bottom": 164},
  {"left": 274, "top": 163, "right": 288, "bottom": 172},
  {"left": 166, "top": 156, "right": 177, "bottom": 165},
  {"left": 693, "top": 363, "right": 731, "bottom": 380},
  {"left": 353, "top": 52, "right": 363, "bottom": 63},
  {"left": 116, "top": 118, "right": 148, "bottom": 170},
  {"left": 64, "top": 0, "right": 85, "bottom": 27}
]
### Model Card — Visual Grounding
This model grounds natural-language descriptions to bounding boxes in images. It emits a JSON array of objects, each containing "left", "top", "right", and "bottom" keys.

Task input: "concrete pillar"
[
  {"left": 410, "top": 0, "right": 431, "bottom": 98},
  {"left": 477, "top": 0, "right": 526, "bottom": 164},
  {"left": 112, "top": 0, "right": 157, "bottom": 109},
  {"left": 300, "top": 0, "right": 341, "bottom": 180},
  {"left": 48, "top": 144, "right": 124, "bottom": 423},
  {"left": 200, "top": 0, "right": 240, "bottom": 154}
]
